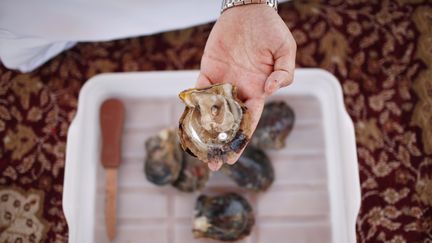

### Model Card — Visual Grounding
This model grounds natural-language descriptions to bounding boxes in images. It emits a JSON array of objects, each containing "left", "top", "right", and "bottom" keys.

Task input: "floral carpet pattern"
[{"left": 0, "top": 0, "right": 431, "bottom": 242}]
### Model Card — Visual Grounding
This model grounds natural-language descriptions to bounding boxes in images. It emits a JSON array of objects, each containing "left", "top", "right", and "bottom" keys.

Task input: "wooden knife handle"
[
  {"left": 100, "top": 98, "right": 125, "bottom": 168},
  {"left": 105, "top": 168, "right": 118, "bottom": 240}
]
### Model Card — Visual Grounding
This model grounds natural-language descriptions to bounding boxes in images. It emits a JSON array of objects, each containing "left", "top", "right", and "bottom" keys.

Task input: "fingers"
[
  {"left": 264, "top": 36, "right": 297, "bottom": 95},
  {"left": 195, "top": 73, "right": 213, "bottom": 88},
  {"left": 225, "top": 97, "right": 265, "bottom": 166}
]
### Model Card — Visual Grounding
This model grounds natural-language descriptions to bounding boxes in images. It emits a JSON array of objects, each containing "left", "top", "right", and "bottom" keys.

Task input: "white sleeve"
[{"left": 0, "top": 0, "right": 289, "bottom": 72}]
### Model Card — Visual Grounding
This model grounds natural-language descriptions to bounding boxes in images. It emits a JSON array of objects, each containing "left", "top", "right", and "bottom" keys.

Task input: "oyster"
[
  {"left": 172, "top": 151, "right": 210, "bottom": 192},
  {"left": 193, "top": 193, "right": 255, "bottom": 241},
  {"left": 144, "top": 128, "right": 183, "bottom": 185},
  {"left": 221, "top": 145, "right": 274, "bottom": 191},
  {"left": 251, "top": 101, "right": 295, "bottom": 149},
  {"left": 178, "top": 83, "right": 252, "bottom": 168}
]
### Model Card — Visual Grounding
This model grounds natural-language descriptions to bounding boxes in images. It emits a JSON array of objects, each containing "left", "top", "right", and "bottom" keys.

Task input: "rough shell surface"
[
  {"left": 193, "top": 193, "right": 255, "bottom": 241},
  {"left": 221, "top": 145, "right": 274, "bottom": 191},
  {"left": 251, "top": 101, "right": 295, "bottom": 149},
  {"left": 172, "top": 151, "right": 210, "bottom": 192},
  {"left": 144, "top": 128, "right": 183, "bottom": 185},
  {"left": 178, "top": 83, "right": 252, "bottom": 167}
]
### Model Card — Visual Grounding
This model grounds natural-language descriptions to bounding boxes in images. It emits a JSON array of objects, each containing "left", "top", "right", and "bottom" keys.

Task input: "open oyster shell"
[
  {"left": 193, "top": 193, "right": 255, "bottom": 241},
  {"left": 221, "top": 145, "right": 274, "bottom": 191},
  {"left": 172, "top": 151, "right": 210, "bottom": 192},
  {"left": 178, "top": 83, "right": 252, "bottom": 168},
  {"left": 251, "top": 101, "right": 295, "bottom": 149},
  {"left": 144, "top": 128, "right": 183, "bottom": 185}
]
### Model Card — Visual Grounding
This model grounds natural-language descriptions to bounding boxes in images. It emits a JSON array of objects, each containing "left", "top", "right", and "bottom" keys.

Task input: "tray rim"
[{"left": 63, "top": 68, "right": 360, "bottom": 243}]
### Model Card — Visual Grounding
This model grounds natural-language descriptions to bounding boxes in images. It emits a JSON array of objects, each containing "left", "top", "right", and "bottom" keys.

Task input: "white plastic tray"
[{"left": 63, "top": 69, "right": 360, "bottom": 243}]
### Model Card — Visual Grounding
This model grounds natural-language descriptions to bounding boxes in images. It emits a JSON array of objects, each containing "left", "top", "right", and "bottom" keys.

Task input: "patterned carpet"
[{"left": 0, "top": 0, "right": 431, "bottom": 242}]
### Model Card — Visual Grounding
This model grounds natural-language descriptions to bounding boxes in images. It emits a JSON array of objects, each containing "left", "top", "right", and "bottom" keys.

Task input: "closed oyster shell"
[
  {"left": 221, "top": 145, "right": 274, "bottom": 191},
  {"left": 144, "top": 128, "right": 183, "bottom": 185},
  {"left": 172, "top": 151, "right": 210, "bottom": 192},
  {"left": 251, "top": 101, "right": 295, "bottom": 149},
  {"left": 178, "top": 83, "right": 252, "bottom": 168},
  {"left": 193, "top": 193, "right": 254, "bottom": 241}
]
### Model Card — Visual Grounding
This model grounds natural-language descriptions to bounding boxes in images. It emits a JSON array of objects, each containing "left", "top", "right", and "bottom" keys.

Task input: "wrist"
[{"left": 220, "top": 0, "right": 278, "bottom": 14}]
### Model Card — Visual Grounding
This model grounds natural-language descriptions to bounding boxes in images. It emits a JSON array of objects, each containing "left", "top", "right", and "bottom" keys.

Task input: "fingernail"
[
  {"left": 227, "top": 158, "right": 237, "bottom": 165},
  {"left": 208, "top": 161, "right": 222, "bottom": 171},
  {"left": 274, "top": 79, "right": 281, "bottom": 89},
  {"left": 266, "top": 79, "right": 279, "bottom": 94}
]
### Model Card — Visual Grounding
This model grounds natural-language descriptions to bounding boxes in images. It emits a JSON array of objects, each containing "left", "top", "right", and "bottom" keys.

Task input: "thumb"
[{"left": 265, "top": 38, "right": 297, "bottom": 95}]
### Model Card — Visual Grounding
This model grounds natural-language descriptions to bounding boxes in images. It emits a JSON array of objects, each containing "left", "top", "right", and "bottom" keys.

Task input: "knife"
[{"left": 100, "top": 98, "right": 125, "bottom": 241}]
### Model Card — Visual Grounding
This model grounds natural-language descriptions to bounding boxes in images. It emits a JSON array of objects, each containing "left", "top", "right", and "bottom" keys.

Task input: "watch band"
[{"left": 221, "top": 0, "right": 278, "bottom": 13}]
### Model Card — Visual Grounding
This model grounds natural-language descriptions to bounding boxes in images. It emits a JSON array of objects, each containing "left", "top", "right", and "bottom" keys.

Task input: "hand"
[{"left": 197, "top": 4, "right": 297, "bottom": 170}]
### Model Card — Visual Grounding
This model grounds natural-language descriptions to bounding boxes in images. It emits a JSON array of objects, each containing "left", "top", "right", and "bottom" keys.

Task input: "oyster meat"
[
  {"left": 178, "top": 83, "right": 252, "bottom": 168},
  {"left": 251, "top": 101, "right": 295, "bottom": 149},
  {"left": 144, "top": 128, "right": 183, "bottom": 185},
  {"left": 193, "top": 193, "right": 255, "bottom": 241},
  {"left": 172, "top": 151, "right": 210, "bottom": 192},
  {"left": 221, "top": 145, "right": 274, "bottom": 191}
]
